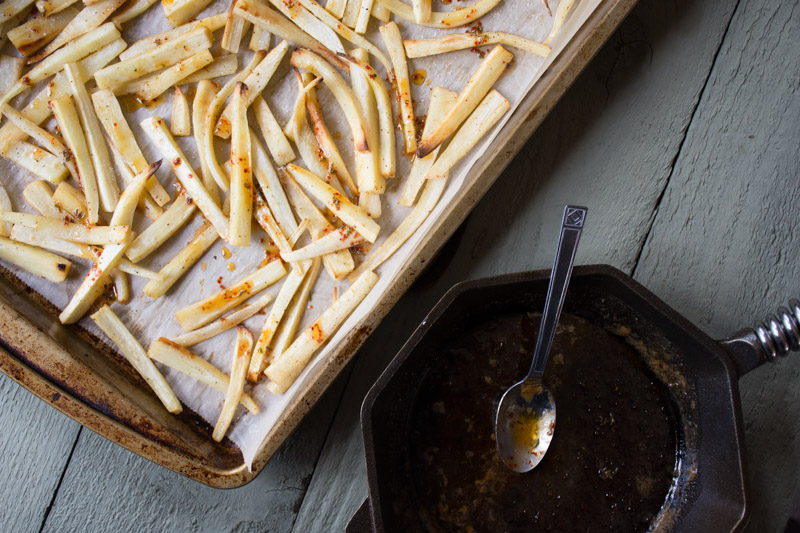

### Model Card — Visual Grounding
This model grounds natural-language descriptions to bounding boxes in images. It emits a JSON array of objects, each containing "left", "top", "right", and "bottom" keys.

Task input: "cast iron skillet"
[{"left": 347, "top": 265, "right": 799, "bottom": 532}]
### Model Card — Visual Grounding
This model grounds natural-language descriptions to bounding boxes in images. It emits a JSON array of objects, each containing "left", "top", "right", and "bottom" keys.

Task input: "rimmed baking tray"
[{"left": 0, "top": 0, "right": 639, "bottom": 488}]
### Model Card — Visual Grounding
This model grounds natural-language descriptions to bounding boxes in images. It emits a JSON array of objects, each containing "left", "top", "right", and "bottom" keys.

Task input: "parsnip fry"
[
  {"left": 0, "top": 184, "right": 11, "bottom": 237},
  {"left": 64, "top": 62, "right": 120, "bottom": 213},
  {"left": 267, "top": 0, "right": 343, "bottom": 53},
  {"left": 253, "top": 96, "right": 294, "bottom": 166},
  {"left": 545, "top": 0, "right": 575, "bottom": 44},
  {"left": 381, "top": 21, "right": 418, "bottom": 154},
  {"left": 0, "top": 22, "right": 121, "bottom": 107},
  {"left": 376, "top": 0, "right": 500, "bottom": 28},
  {"left": 126, "top": 191, "right": 195, "bottom": 261},
  {"left": 182, "top": 54, "right": 239, "bottom": 83},
  {"left": 371, "top": 0, "right": 388, "bottom": 20},
  {"left": 91, "top": 305, "right": 182, "bottom": 414},
  {"left": 4, "top": 140, "right": 69, "bottom": 184},
  {"left": 410, "top": 0, "right": 428, "bottom": 23},
  {"left": 215, "top": 40, "right": 288, "bottom": 139},
  {"left": 51, "top": 180, "right": 98, "bottom": 224},
  {"left": 0, "top": 55, "right": 23, "bottom": 96},
  {"left": 49, "top": 95, "right": 100, "bottom": 223},
  {"left": 324, "top": 0, "right": 345, "bottom": 18},
  {"left": 249, "top": 260, "right": 310, "bottom": 380},
  {"left": 29, "top": 0, "right": 125, "bottom": 63},
  {"left": 341, "top": 0, "right": 359, "bottom": 28},
  {"left": 267, "top": 257, "right": 320, "bottom": 366},
  {"left": 250, "top": 131, "right": 296, "bottom": 235},
  {"left": 123, "top": 49, "right": 213, "bottom": 102},
  {"left": 404, "top": 31, "right": 550, "bottom": 58},
  {"left": 425, "top": 89, "right": 509, "bottom": 180},
  {"left": 143, "top": 222, "right": 218, "bottom": 298},
  {"left": 120, "top": 14, "right": 226, "bottom": 60},
  {"left": 94, "top": 27, "right": 213, "bottom": 90},
  {"left": 213, "top": 326, "right": 253, "bottom": 441},
  {"left": 281, "top": 226, "right": 363, "bottom": 262},
  {"left": 8, "top": 6, "right": 77, "bottom": 56},
  {"left": 0, "top": 212, "right": 128, "bottom": 244},
  {"left": 249, "top": 24, "right": 271, "bottom": 50},
  {"left": 354, "top": 0, "right": 373, "bottom": 33},
  {"left": 110, "top": 160, "right": 162, "bottom": 227},
  {"left": 253, "top": 195, "right": 296, "bottom": 273},
  {"left": 10, "top": 224, "right": 95, "bottom": 260},
  {"left": 141, "top": 116, "right": 230, "bottom": 241},
  {"left": 266, "top": 270, "right": 378, "bottom": 394},
  {"left": 172, "top": 291, "right": 272, "bottom": 347},
  {"left": 171, "top": 86, "right": 191, "bottom": 136},
  {"left": 0, "top": 0, "right": 35, "bottom": 25},
  {"left": 417, "top": 45, "right": 513, "bottom": 157},
  {"left": 221, "top": 0, "right": 249, "bottom": 54},
  {"left": 191, "top": 80, "right": 220, "bottom": 201},
  {"left": 111, "top": 0, "right": 156, "bottom": 25},
  {"left": 107, "top": 137, "right": 165, "bottom": 221},
  {"left": 112, "top": 270, "right": 130, "bottom": 304},
  {"left": 399, "top": 86, "right": 456, "bottom": 206},
  {"left": 359, "top": 192, "right": 380, "bottom": 218},
  {"left": 0, "top": 235, "right": 71, "bottom": 282},
  {"left": 286, "top": 163, "right": 380, "bottom": 243},
  {"left": 349, "top": 48, "right": 387, "bottom": 195},
  {"left": 175, "top": 259, "right": 286, "bottom": 330},
  {"left": 162, "top": 0, "right": 214, "bottom": 27},
  {"left": 116, "top": 260, "right": 162, "bottom": 280},
  {"left": 36, "top": 0, "right": 78, "bottom": 16},
  {"left": 23, "top": 180, "right": 59, "bottom": 218},
  {"left": 147, "top": 338, "right": 259, "bottom": 413},
  {"left": 229, "top": 83, "right": 253, "bottom": 247}
]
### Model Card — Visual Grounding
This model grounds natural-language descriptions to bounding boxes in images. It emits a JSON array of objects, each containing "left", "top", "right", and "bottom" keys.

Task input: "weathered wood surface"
[
  {"left": 3, "top": 0, "right": 799, "bottom": 531},
  {"left": 634, "top": 0, "right": 800, "bottom": 530}
]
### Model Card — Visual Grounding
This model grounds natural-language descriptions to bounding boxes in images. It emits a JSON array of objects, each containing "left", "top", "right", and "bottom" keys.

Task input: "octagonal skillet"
[{"left": 348, "top": 265, "right": 800, "bottom": 532}]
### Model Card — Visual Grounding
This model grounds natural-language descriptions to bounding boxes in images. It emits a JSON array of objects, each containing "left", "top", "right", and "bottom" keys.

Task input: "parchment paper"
[{"left": 0, "top": 0, "right": 602, "bottom": 467}]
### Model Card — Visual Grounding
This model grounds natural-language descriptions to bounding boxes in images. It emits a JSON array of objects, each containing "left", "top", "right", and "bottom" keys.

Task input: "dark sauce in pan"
[{"left": 408, "top": 312, "right": 679, "bottom": 532}]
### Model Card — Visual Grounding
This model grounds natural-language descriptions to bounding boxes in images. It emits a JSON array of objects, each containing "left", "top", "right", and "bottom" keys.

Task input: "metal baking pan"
[{"left": 0, "top": 0, "right": 639, "bottom": 487}]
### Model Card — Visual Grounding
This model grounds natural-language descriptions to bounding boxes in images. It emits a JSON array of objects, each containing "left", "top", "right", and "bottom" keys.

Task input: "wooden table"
[{"left": 3, "top": 0, "right": 798, "bottom": 531}]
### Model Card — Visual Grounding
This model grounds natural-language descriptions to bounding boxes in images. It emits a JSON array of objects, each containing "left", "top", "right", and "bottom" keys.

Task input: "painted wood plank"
[
  {"left": 0, "top": 374, "right": 80, "bottom": 533},
  {"left": 293, "top": 0, "right": 740, "bottom": 530},
  {"left": 633, "top": 0, "right": 800, "bottom": 530},
  {"left": 38, "top": 373, "right": 349, "bottom": 533}
]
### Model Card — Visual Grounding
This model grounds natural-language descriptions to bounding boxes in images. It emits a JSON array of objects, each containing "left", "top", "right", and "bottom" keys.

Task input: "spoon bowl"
[{"left": 495, "top": 379, "right": 556, "bottom": 472}]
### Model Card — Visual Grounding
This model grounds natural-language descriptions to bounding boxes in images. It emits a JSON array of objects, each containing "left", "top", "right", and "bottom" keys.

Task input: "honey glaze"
[{"left": 408, "top": 312, "right": 679, "bottom": 532}]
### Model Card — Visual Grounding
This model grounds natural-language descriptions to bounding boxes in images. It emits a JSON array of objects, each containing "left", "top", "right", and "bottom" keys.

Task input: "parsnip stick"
[
  {"left": 163, "top": 0, "right": 215, "bottom": 27},
  {"left": 91, "top": 305, "right": 182, "bottom": 413},
  {"left": 11, "top": 224, "right": 95, "bottom": 260},
  {"left": 3, "top": 141, "right": 69, "bottom": 184},
  {"left": 64, "top": 62, "right": 120, "bottom": 213},
  {"left": 111, "top": 0, "right": 156, "bottom": 25},
  {"left": 110, "top": 160, "right": 162, "bottom": 227},
  {"left": 0, "top": 184, "right": 10, "bottom": 237},
  {"left": 22, "top": 181, "right": 57, "bottom": 218},
  {"left": 266, "top": 270, "right": 378, "bottom": 394},
  {"left": 182, "top": 54, "right": 238, "bottom": 83},
  {"left": 0, "top": 235, "right": 71, "bottom": 282},
  {"left": 399, "top": 86, "right": 456, "bottom": 206},
  {"left": 29, "top": 0, "right": 125, "bottom": 63},
  {"left": 285, "top": 164, "right": 380, "bottom": 242},
  {"left": 281, "top": 226, "right": 363, "bottom": 262},
  {"left": 221, "top": 1, "right": 250, "bottom": 53},
  {"left": 252, "top": 96, "right": 294, "bottom": 166},
  {"left": 171, "top": 86, "right": 191, "bottom": 136},
  {"left": 353, "top": 0, "right": 372, "bottom": 33},
  {"left": 267, "top": 0, "right": 343, "bottom": 53},
  {"left": 142, "top": 222, "right": 217, "bottom": 298},
  {"left": 287, "top": 218, "right": 309, "bottom": 246},
  {"left": 36, "top": 0, "right": 78, "bottom": 16},
  {"left": 341, "top": 0, "right": 359, "bottom": 28},
  {"left": 417, "top": 45, "right": 513, "bottom": 158},
  {"left": 107, "top": 137, "right": 165, "bottom": 221},
  {"left": 249, "top": 24, "right": 270, "bottom": 50},
  {"left": 249, "top": 260, "right": 310, "bottom": 380},
  {"left": 411, "top": 0, "right": 428, "bottom": 23},
  {"left": 0, "top": 0, "right": 35, "bottom": 25},
  {"left": 176, "top": 259, "right": 286, "bottom": 330},
  {"left": 371, "top": 0, "right": 388, "bottom": 20},
  {"left": 8, "top": 6, "right": 77, "bottom": 56},
  {"left": 324, "top": 0, "right": 344, "bottom": 18},
  {"left": 213, "top": 326, "right": 253, "bottom": 441},
  {"left": 425, "top": 90, "right": 509, "bottom": 180},
  {"left": 172, "top": 291, "right": 272, "bottom": 347},
  {"left": 51, "top": 181, "right": 100, "bottom": 224},
  {"left": 267, "top": 257, "right": 319, "bottom": 366},
  {"left": 116, "top": 260, "right": 162, "bottom": 280},
  {"left": 91, "top": 88, "right": 170, "bottom": 205},
  {"left": 0, "top": 55, "right": 23, "bottom": 96},
  {"left": 0, "top": 212, "right": 128, "bottom": 244},
  {"left": 544, "top": 0, "right": 575, "bottom": 44},
  {"left": 128, "top": 196, "right": 196, "bottom": 263},
  {"left": 112, "top": 270, "right": 131, "bottom": 304},
  {"left": 49, "top": 95, "right": 100, "bottom": 223},
  {"left": 250, "top": 131, "right": 296, "bottom": 234},
  {"left": 253, "top": 196, "right": 301, "bottom": 275},
  {"left": 404, "top": 32, "right": 550, "bottom": 58},
  {"left": 349, "top": 48, "right": 386, "bottom": 195},
  {"left": 123, "top": 50, "right": 213, "bottom": 102},
  {"left": 215, "top": 40, "right": 288, "bottom": 139},
  {"left": 94, "top": 27, "right": 213, "bottom": 90},
  {"left": 234, "top": 0, "right": 348, "bottom": 71},
  {"left": 141, "top": 116, "right": 230, "bottom": 241},
  {"left": 376, "top": 0, "right": 500, "bottom": 28},
  {"left": 0, "top": 22, "right": 120, "bottom": 107},
  {"left": 191, "top": 80, "right": 220, "bottom": 202},
  {"left": 120, "top": 13, "right": 226, "bottom": 60},
  {"left": 228, "top": 83, "right": 252, "bottom": 247},
  {"left": 380, "top": 22, "right": 415, "bottom": 153},
  {"left": 147, "top": 338, "right": 259, "bottom": 413}
]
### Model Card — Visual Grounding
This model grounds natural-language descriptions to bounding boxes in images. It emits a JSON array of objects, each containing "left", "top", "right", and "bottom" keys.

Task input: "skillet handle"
[{"left": 719, "top": 298, "right": 800, "bottom": 377}]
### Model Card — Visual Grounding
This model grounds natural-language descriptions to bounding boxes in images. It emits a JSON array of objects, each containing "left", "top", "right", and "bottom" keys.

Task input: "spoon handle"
[{"left": 529, "top": 205, "right": 587, "bottom": 378}]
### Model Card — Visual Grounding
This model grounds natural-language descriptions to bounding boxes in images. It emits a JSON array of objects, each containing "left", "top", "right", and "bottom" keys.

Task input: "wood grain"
[{"left": 633, "top": 0, "right": 800, "bottom": 529}]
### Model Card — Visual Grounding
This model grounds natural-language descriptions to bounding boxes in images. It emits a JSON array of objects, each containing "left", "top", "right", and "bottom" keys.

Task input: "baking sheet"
[{"left": 0, "top": 0, "right": 602, "bottom": 467}]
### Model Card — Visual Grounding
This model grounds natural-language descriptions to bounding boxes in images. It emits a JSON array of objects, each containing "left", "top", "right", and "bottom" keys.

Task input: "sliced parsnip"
[
  {"left": 10, "top": 224, "right": 96, "bottom": 260},
  {"left": 324, "top": 0, "right": 345, "bottom": 19},
  {"left": 8, "top": 6, "right": 77, "bottom": 56},
  {"left": 221, "top": 2, "right": 250, "bottom": 54},
  {"left": 376, "top": 0, "right": 500, "bottom": 28},
  {"left": 112, "top": 270, "right": 131, "bottom": 304},
  {"left": 424, "top": 89, "right": 509, "bottom": 180},
  {"left": 163, "top": 0, "right": 215, "bottom": 27},
  {"left": 111, "top": 0, "right": 157, "bottom": 25},
  {"left": 0, "top": 235, "right": 71, "bottom": 282},
  {"left": 349, "top": 48, "right": 387, "bottom": 195},
  {"left": 354, "top": 0, "right": 373, "bottom": 33},
  {"left": 110, "top": 160, "right": 162, "bottom": 227},
  {"left": 23, "top": 181, "right": 58, "bottom": 218},
  {"left": 49, "top": 95, "right": 100, "bottom": 223},
  {"left": 213, "top": 326, "right": 253, "bottom": 441},
  {"left": 171, "top": 86, "right": 191, "bottom": 136},
  {"left": 3, "top": 141, "right": 68, "bottom": 184},
  {"left": 359, "top": 192, "right": 380, "bottom": 218},
  {"left": 29, "top": 0, "right": 125, "bottom": 63},
  {"left": 265, "top": 270, "right": 378, "bottom": 394},
  {"left": 182, "top": 54, "right": 239, "bottom": 83},
  {"left": 229, "top": 83, "right": 253, "bottom": 247},
  {"left": 249, "top": 24, "right": 271, "bottom": 50},
  {"left": 281, "top": 226, "right": 363, "bottom": 262},
  {"left": 285, "top": 164, "right": 380, "bottom": 243},
  {"left": 143, "top": 222, "right": 218, "bottom": 298},
  {"left": 267, "top": 257, "right": 320, "bottom": 368},
  {"left": 411, "top": 0, "right": 429, "bottom": 23},
  {"left": 91, "top": 305, "right": 182, "bottom": 413},
  {"left": 399, "top": 86, "right": 456, "bottom": 206},
  {"left": 250, "top": 131, "right": 296, "bottom": 232},
  {"left": 191, "top": 80, "right": 220, "bottom": 202},
  {"left": 122, "top": 50, "right": 213, "bottom": 102},
  {"left": 252, "top": 96, "right": 294, "bottom": 166},
  {"left": 175, "top": 259, "right": 286, "bottom": 331},
  {"left": 36, "top": 0, "right": 78, "bottom": 16},
  {"left": 545, "top": 0, "right": 575, "bottom": 44},
  {"left": 116, "top": 261, "right": 162, "bottom": 280},
  {"left": 380, "top": 21, "right": 415, "bottom": 153},
  {"left": 0, "top": 55, "right": 23, "bottom": 96},
  {"left": 371, "top": 0, "right": 388, "bottom": 20},
  {"left": 64, "top": 62, "right": 120, "bottom": 213},
  {"left": 341, "top": 0, "right": 359, "bottom": 28},
  {"left": 107, "top": 136, "right": 165, "bottom": 221},
  {"left": 141, "top": 116, "right": 230, "bottom": 241},
  {"left": 253, "top": 195, "right": 300, "bottom": 274},
  {"left": 404, "top": 31, "right": 550, "bottom": 58},
  {"left": 0, "top": 0, "right": 35, "bottom": 25},
  {"left": 147, "top": 338, "right": 259, "bottom": 413},
  {"left": 172, "top": 291, "right": 272, "bottom": 347},
  {"left": 267, "top": 0, "right": 343, "bottom": 53},
  {"left": 94, "top": 27, "right": 213, "bottom": 90},
  {"left": 0, "top": 212, "right": 128, "bottom": 244},
  {"left": 417, "top": 45, "right": 513, "bottom": 158},
  {"left": 120, "top": 13, "right": 226, "bottom": 60}
]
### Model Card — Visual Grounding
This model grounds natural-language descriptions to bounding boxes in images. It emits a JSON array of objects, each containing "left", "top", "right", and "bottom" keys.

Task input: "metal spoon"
[{"left": 495, "top": 205, "right": 587, "bottom": 473}]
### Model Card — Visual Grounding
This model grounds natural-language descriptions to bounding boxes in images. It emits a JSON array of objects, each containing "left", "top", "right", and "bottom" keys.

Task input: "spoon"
[{"left": 495, "top": 205, "right": 588, "bottom": 473}]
